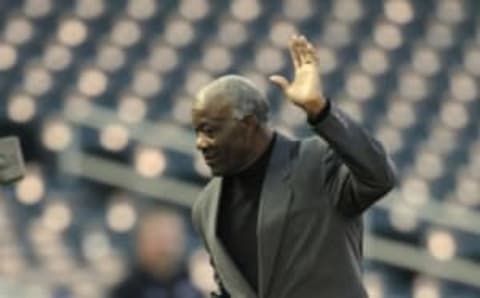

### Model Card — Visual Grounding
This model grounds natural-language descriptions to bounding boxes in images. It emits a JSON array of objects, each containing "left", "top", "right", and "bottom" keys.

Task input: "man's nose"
[{"left": 196, "top": 134, "right": 209, "bottom": 150}]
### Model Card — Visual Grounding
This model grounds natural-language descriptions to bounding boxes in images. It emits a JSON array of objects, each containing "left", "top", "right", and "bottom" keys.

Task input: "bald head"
[{"left": 195, "top": 75, "right": 270, "bottom": 123}]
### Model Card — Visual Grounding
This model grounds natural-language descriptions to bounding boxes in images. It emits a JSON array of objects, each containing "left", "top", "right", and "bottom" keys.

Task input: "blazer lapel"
[
  {"left": 258, "top": 134, "right": 295, "bottom": 298},
  {"left": 206, "top": 177, "right": 258, "bottom": 298}
]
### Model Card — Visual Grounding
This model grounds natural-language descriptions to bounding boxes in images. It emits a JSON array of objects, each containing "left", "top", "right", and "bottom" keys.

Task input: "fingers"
[
  {"left": 269, "top": 75, "right": 289, "bottom": 91},
  {"left": 298, "top": 36, "right": 309, "bottom": 65},
  {"left": 304, "top": 40, "right": 319, "bottom": 65},
  {"left": 289, "top": 34, "right": 318, "bottom": 68},
  {"left": 289, "top": 37, "right": 301, "bottom": 69}
]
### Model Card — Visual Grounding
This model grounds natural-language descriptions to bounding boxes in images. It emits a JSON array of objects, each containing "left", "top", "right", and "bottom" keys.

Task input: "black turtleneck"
[{"left": 217, "top": 134, "right": 276, "bottom": 293}]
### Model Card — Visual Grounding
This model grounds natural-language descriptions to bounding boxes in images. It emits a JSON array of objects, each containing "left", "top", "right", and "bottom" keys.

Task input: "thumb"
[{"left": 269, "top": 75, "right": 289, "bottom": 91}]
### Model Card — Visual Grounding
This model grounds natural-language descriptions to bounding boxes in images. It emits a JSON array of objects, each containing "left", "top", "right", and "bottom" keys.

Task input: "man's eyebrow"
[
  {"left": 200, "top": 117, "right": 228, "bottom": 124},
  {"left": 210, "top": 115, "right": 232, "bottom": 121},
  {"left": 194, "top": 122, "right": 212, "bottom": 130},
  {"left": 196, "top": 122, "right": 220, "bottom": 131}
]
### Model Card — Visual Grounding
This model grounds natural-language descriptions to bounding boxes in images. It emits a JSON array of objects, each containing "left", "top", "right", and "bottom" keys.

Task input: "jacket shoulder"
[
  {"left": 194, "top": 178, "right": 217, "bottom": 209},
  {"left": 298, "top": 136, "right": 329, "bottom": 163}
]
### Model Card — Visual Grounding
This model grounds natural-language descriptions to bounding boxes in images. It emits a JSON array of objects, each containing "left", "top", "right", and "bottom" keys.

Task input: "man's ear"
[{"left": 241, "top": 115, "right": 259, "bottom": 131}]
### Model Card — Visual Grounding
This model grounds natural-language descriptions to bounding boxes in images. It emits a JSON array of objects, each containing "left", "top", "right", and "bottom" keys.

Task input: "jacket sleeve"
[{"left": 310, "top": 102, "right": 397, "bottom": 217}]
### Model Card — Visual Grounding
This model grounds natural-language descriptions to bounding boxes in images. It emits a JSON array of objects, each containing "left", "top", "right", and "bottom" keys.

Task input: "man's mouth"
[{"left": 203, "top": 153, "right": 220, "bottom": 165}]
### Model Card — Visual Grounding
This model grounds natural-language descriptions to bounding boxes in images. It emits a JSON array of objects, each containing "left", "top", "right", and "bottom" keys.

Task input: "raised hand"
[{"left": 270, "top": 35, "right": 327, "bottom": 118}]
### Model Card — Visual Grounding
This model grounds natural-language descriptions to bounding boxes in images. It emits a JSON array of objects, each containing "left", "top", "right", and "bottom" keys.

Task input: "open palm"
[{"left": 270, "top": 35, "right": 326, "bottom": 114}]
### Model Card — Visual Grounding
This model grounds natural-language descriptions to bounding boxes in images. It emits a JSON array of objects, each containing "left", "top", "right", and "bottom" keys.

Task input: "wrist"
[
  {"left": 307, "top": 98, "right": 331, "bottom": 125},
  {"left": 302, "top": 96, "right": 328, "bottom": 119}
]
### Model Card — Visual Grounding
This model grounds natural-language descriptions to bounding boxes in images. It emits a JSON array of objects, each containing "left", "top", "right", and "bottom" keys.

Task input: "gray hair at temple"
[{"left": 197, "top": 75, "right": 270, "bottom": 123}]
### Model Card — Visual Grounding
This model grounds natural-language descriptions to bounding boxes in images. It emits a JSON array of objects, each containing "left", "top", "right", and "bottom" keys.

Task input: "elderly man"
[{"left": 191, "top": 35, "right": 396, "bottom": 298}]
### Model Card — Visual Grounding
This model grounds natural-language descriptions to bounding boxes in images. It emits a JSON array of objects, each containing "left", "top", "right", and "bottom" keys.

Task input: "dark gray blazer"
[{"left": 192, "top": 104, "right": 396, "bottom": 298}]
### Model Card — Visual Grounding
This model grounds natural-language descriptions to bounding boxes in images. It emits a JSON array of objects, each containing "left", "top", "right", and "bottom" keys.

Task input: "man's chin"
[
  {"left": 210, "top": 167, "right": 224, "bottom": 177},
  {"left": 208, "top": 164, "right": 231, "bottom": 177}
]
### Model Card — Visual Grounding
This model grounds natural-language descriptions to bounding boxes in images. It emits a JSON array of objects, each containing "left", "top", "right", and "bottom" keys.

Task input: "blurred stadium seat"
[{"left": 0, "top": 0, "right": 480, "bottom": 297}]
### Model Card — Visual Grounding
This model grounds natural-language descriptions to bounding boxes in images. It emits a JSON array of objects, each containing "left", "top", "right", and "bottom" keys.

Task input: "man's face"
[{"left": 192, "top": 96, "right": 253, "bottom": 176}]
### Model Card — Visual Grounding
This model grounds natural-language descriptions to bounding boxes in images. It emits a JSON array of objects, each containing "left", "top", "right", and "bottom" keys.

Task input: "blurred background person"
[{"left": 109, "top": 209, "right": 202, "bottom": 298}]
